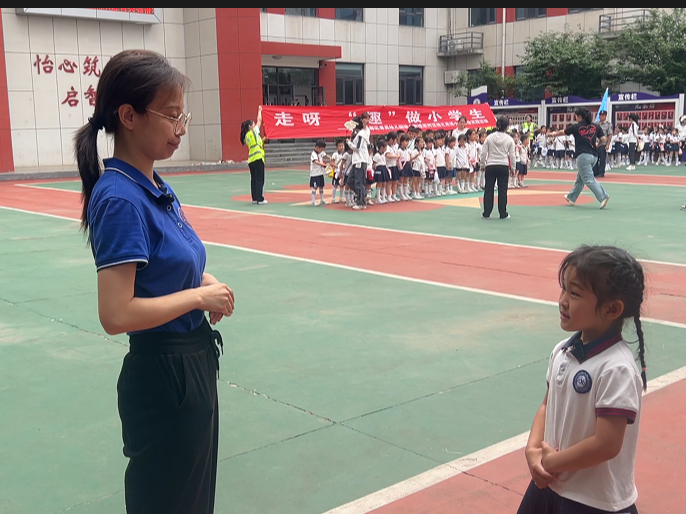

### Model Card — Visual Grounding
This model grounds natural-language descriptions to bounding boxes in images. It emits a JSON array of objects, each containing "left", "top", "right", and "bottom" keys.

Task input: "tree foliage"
[
  {"left": 451, "top": 59, "right": 518, "bottom": 100},
  {"left": 616, "top": 8, "right": 686, "bottom": 96},
  {"left": 519, "top": 29, "right": 616, "bottom": 99}
]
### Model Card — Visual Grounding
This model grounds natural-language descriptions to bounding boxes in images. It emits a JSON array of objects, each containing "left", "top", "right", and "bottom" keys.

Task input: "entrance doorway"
[{"left": 262, "top": 67, "right": 324, "bottom": 106}]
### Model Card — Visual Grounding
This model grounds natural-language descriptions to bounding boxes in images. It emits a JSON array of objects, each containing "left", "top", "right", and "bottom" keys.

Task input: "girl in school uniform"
[
  {"left": 517, "top": 133, "right": 530, "bottom": 188},
  {"left": 512, "top": 132, "right": 522, "bottom": 189},
  {"left": 330, "top": 139, "right": 346, "bottom": 203},
  {"left": 565, "top": 134, "right": 575, "bottom": 170},
  {"left": 410, "top": 137, "right": 425, "bottom": 199},
  {"left": 467, "top": 129, "right": 479, "bottom": 193},
  {"left": 518, "top": 245, "right": 646, "bottom": 514},
  {"left": 373, "top": 139, "right": 391, "bottom": 204},
  {"left": 76, "top": 50, "right": 233, "bottom": 514},
  {"left": 423, "top": 137, "right": 437, "bottom": 197},
  {"left": 445, "top": 135, "right": 458, "bottom": 195},
  {"left": 434, "top": 132, "right": 447, "bottom": 196},
  {"left": 385, "top": 131, "right": 401, "bottom": 201},
  {"left": 398, "top": 134, "right": 413, "bottom": 201},
  {"left": 668, "top": 128, "right": 680, "bottom": 166},
  {"left": 535, "top": 126, "right": 549, "bottom": 168},
  {"left": 553, "top": 133, "right": 567, "bottom": 169},
  {"left": 454, "top": 134, "right": 471, "bottom": 194}
]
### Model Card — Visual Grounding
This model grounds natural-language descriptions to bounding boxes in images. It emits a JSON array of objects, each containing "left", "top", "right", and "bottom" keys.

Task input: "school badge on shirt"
[
  {"left": 573, "top": 370, "right": 592, "bottom": 394},
  {"left": 178, "top": 206, "right": 192, "bottom": 228}
]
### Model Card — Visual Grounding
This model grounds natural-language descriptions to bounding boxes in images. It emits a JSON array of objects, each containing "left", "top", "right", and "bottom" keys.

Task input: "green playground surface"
[{"left": 1, "top": 164, "right": 685, "bottom": 514}]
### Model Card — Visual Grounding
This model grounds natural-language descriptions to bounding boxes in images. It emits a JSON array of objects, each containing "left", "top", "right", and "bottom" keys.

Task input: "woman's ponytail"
[{"left": 75, "top": 117, "right": 103, "bottom": 233}]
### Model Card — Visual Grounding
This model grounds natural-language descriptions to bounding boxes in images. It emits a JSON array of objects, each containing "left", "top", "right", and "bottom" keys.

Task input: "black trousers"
[
  {"left": 517, "top": 481, "right": 638, "bottom": 514},
  {"left": 118, "top": 319, "right": 223, "bottom": 514},
  {"left": 248, "top": 159, "right": 265, "bottom": 202},
  {"left": 629, "top": 142, "right": 637, "bottom": 166},
  {"left": 349, "top": 164, "right": 367, "bottom": 206},
  {"left": 483, "top": 165, "right": 509, "bottom": 218},
  {"left": 595, "top": 147, "right": 607, "bottom": 177}
]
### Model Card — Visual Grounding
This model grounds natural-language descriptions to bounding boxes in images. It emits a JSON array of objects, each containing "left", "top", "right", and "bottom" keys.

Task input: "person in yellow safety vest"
[
  {"left": 240, "top": 105, "right": 268, "bottom": 205},
  {"left": 521, "top": 114, "right": 537, "bottom": 152}
]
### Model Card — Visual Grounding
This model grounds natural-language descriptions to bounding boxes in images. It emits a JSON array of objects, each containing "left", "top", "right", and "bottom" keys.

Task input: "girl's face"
[
  {"left": 337, "top": 142, "right": 345, "bottom": 154},
  {"left": 514, "top": 135, "right": 519, "bottom": 144},
  {"left": 559, "top": 267, "right": 621, "bottom": 341},
  {"left": 480, "top": 134, "right": 486, "bottom": 143},
  {"left": 379, "top": 144, "right": 387, "bottom": 154},
  {"left": 388, "top": 138, "right": 396, "bottom": 146},
  {"left": 436, "top": 138, "right": 444, "bottom": 147},
  {"left": 448, "top": 140, "right": 456, "bottom": 149},
  {"left": 417, "top": 139, "right": 424, "bottom": 150},
  {"left": 427, "top": 141, "right": 434, "bottom": 149},
  {"left": 459, "top": 118, "right": 466, "bottom": 129},
  {"left": 458, "top": 138, "right": 466, "bottom": 147},
  {"left": 400, "top": 140, "right": 408, "bottom": 149}
]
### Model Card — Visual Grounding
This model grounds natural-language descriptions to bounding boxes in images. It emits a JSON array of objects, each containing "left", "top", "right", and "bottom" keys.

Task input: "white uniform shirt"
[
  {"left": 447, "top": 146, "right": 457, "bottom": 169},
  {"left": 545, "top": 333, "right": 642, "bottom": 512},
  {"left": 411, "top": 149, "right": 424, "bottom": 171},
  {"left": 310, "top": 150, "right": 326, "bottom": 177},
  {"left": 454, "top": 145, "right": 470, "bottom": 169},
  {"left": 423, "top": 148, "right": 436, "bottom": 171},
  {"left": 372, "top": 153, "right": 386, "bottom": 169},
  {"left": 435, "top": 145, "right": 446, "bottom": 168},
  {"left": 385, "top": 144, "right": 399, "bottom": 168}
]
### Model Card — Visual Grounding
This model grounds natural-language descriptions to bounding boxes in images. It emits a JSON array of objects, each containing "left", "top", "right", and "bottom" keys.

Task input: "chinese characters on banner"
[
  {"left": 32, "top": 54, "right": 102, "bottom": 107},
  {"left": 261, "top": 104, "right": 497, "bottom": 140},
  {"left": 86, "top": 8, "right": 155, "bottom": 14}
]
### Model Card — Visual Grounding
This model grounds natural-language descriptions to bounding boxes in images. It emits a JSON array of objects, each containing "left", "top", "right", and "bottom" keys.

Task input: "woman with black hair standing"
[
  {"left": 548, "top": 108, "right": 609, "bottom": 209},
  {"left": 626, "top": 113, "right": 639, "bottom": 171},
  {"left": 240, "top": 106, "right": 268, "bottom": 204},
  {"left": 480, "top": 115, "right": 516, "bottom": 219}
]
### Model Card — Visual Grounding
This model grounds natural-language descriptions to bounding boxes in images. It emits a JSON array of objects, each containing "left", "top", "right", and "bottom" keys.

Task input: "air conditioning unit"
[{"left": 444, "top": 70, "right": 463, "bottom": 85}]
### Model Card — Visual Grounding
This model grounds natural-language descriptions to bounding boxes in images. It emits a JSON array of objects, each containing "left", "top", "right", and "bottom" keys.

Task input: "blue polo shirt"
[{"left": 88, "top": 157, "right": 207, "bottom": 334}]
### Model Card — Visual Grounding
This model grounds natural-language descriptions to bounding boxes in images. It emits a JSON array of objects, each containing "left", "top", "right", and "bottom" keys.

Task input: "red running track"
[{"left": 1, "top": 183, "right": 686, "bottom": 325}]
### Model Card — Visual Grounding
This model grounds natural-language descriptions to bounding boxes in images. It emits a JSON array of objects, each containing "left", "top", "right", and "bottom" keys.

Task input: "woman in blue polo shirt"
[{"left": 74, "top": 49, "right": 234, "bottom": 514}]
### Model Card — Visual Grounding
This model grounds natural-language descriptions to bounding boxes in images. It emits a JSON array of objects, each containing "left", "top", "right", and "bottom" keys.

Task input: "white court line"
[
  {"left": 4, "top": 203, "right": 686, "bottom": 331},
  {"left": 3, "top": 202, "right": 686, "bottom": 512},
  {"left": 322, "top": 365, "right": 686, "bottom": 514},
  {"left": 12, "top": 182, "right": 686, "bottom": 269}
]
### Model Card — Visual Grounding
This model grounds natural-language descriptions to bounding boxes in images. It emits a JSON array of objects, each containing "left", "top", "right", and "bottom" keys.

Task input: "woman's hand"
[
  {"left": 199, "top": 273, "right": 234, "bottom": 324},
  {"left": 198, "top": 283, "right": 234, "bottom": 318}
]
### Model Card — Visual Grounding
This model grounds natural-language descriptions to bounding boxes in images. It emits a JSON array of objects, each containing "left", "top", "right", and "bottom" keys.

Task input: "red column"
[
  {"left": 0, "top": 10, "right": 13, "bottom": 172},
  {"left": 318, "top": 60, "right": 336, "bottom": 106},
  {"left": 216, "top": 8, "right": 262, "bottom": 163},
  {"left": 505, "top": 8, "right": 515, "bottom": 23},
  {"left": 318, "top": 8, "right": 335, "bottom": 19}
]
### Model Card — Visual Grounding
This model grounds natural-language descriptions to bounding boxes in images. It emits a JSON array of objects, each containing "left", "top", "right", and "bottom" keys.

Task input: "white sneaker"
[
  {"left": 352, "top": 205, "right": 363, "bottom": 210},
  {"left": 257, "top": 200, "right": 268, "bottom": 205},
  {"left": 564, "top": 194, "right": 575, "bottom": 206},
  {"left": 600, "top": 196, "right": 610, "bottom": 209}
]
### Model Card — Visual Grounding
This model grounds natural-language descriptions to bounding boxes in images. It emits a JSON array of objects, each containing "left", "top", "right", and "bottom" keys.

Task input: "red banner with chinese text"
[{"left": 261, "top": 104, "right": 497, "bottom": 140}]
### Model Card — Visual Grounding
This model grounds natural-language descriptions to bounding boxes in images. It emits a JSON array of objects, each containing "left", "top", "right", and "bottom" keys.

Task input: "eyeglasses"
[{"left": 147, "top": 109, "right": 192, "bottom": 136}]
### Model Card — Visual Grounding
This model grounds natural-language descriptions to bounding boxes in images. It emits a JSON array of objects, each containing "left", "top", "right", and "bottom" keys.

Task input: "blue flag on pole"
[{"left": 595, "top": 88, "right": 609, "bottom": 122}]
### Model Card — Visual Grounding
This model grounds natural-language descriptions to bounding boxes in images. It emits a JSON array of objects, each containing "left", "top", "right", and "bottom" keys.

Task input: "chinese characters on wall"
[{"left": 32, "top": 54, "right": 102, "bottom": 107}]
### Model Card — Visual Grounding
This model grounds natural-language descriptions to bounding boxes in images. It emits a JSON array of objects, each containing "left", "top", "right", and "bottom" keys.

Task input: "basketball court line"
[
  {"left": 3, "top": 200, "right": 686, "bottom": 513},
  {"left": 1, "top": 203, "right": 685, "bottom": 332},
  {"left": 9, "top": 183, "right": 686, "bottom": 270},
  {"left": 322, "top": 365, "right": 686, "bottom": 514}
]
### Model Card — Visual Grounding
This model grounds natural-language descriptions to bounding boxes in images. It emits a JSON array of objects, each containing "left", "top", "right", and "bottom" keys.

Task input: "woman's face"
[
  {"left": 362, "top": 116, "right": 369, "bottom": 128},
  {"left": 459, "top": 119, "right": 466, "bottom": 129},
  {"left": 133, "top": 88, "right": 187, "bottom": 161}
]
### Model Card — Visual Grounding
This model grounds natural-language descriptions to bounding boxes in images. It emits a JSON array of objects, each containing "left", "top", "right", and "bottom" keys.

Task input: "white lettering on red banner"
[
  {"left": 260, "top": 105, "right": 497, "bottom": 140},
  {"left": 302, "top": 112, "right": 320, "bottom": 126}
]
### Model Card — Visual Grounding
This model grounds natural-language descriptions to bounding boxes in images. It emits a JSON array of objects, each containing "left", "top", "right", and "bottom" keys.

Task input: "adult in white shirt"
[
  {"left": 626, "top": 113, "right": 639, "bottom": 170},
  {"left": 480, "top": 116, "right": 516, "bottom": 219},
  {"left": 346, "top": 112, "right": 371, "bottom": 210},
  {"left": 452, "top": 115, "right": 468, "bottom": 140},
  {"left": 678, "top": 115, "right": 686, "bottom": 166}
]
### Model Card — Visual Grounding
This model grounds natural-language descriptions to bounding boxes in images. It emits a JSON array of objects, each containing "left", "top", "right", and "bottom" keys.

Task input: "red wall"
[
  {"left": 318, "top": 8, "right": 334, "bottom": 19},
  {"left": 548, "top": 8, "right": 568, "bottom": 17},
  {"left": 503, "top": 8, "right": 568, "bottom": 23},
  {"left": 216, "top": 8, "right": 262, "bottom": 163},
  {"left": 318, "top": 61, "right": 336, "bottom": 107},
  {"left": 0, "top": 10, "right": 13, "bottom": 172}
]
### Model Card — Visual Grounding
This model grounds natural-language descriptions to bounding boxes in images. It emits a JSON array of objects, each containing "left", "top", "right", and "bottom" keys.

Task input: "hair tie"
[{"left": 88, "top": 115, "right": 105, "bottom": 131}]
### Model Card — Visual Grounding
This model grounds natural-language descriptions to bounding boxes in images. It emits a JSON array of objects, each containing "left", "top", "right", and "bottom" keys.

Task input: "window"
[
  {"left": 399, "top": 8, "right": 423, "bottom": 27},
  {"left": 514, "top": 65, "right": 544, "bottom": 102},
  {"left": 469, "top": 8, "right": 496, "bottom": 27},
  {"left": 285, "top": 8, "right": 317, "bottom": 17},
  {"left": 568, "top": 8, "right": 601, "bottom": 13},
  {"left": 515, "top": 8, "right": 547, "bottom": 20},
  {"left": 336, "top": 63, "right": 364, "bottom": 105},
  {"left": 335, "top": 8, "right": 363, "bottom": 21},
  {"left": 399, "top": 66, "right": 423, "bottom": 105}
]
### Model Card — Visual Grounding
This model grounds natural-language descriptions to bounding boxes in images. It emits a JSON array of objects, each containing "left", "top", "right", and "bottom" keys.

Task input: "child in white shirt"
[{"left": 310, "top": 139, "right": 328, "bottom": 206}]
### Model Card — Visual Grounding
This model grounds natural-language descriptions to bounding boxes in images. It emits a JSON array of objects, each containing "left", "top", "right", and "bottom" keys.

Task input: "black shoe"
[
  {"left": 500, "top": 213, "right": 510, "bottom": 219},
  {"left": 482, "top": 213, "right": 490, "bottom": 219}
]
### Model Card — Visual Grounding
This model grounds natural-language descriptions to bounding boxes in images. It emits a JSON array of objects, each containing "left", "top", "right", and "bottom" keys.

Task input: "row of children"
[
  {"left": 532, "top": 127, "right": 577, "bottom": 170},
  {"left": 310, "top": 126, "right": 532, "bottom": 208}
]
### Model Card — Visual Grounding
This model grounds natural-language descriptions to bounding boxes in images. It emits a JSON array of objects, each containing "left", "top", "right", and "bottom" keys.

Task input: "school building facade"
[{"left": 0, "top": 8, "right": 667, "bottom": 172}]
